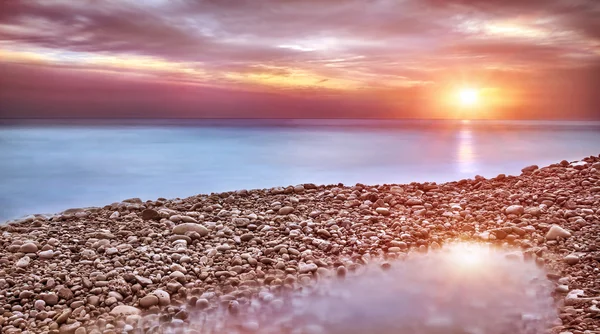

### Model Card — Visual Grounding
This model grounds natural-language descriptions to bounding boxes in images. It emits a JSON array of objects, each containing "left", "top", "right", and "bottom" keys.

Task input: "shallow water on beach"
[
  {"left": 1, "top": 119, "right": 599, "bottom": 221},
  {"left": 137, "top": 244, "right": 557, "bottom": 334}
]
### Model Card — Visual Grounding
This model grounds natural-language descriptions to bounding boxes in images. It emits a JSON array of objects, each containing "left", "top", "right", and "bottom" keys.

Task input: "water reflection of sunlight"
[{"left": 457, "top": 125, "right": 477, "bottom": 174}]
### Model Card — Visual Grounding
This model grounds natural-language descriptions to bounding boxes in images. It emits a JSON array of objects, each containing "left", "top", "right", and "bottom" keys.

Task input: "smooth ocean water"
[{"left": 1, "top": 119, "right": 599, "bottom": 222}]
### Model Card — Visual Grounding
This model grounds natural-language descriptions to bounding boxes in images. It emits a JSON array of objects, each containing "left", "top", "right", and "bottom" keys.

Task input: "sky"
[{"left": 0, "top": 0, "right": 599, "bottom": 120}]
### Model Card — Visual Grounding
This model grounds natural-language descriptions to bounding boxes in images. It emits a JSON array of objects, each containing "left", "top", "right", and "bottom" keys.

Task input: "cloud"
[{"left": 0, "top": 0, "right": 599, "bottom": 119}]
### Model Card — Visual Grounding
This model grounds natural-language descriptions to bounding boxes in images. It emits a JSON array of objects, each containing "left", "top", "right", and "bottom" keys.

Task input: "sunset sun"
[{"left": 459, "top": 88, "right": 479, "bottom": 106}]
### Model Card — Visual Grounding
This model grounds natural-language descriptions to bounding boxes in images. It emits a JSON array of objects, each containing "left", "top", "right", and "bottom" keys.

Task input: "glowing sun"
[{"left": 458, "top": 88, "right": 479, "bottom": 106}]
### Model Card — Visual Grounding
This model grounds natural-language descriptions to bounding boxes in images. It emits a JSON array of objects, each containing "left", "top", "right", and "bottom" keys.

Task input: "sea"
[{"left": 1, "top": 119, "right": 599, "bottom": 222}]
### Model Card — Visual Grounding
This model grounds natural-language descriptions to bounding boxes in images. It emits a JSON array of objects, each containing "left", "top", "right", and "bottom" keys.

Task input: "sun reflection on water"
[{"left": 457, "top": 125, "right": 477, "bottom": 174}]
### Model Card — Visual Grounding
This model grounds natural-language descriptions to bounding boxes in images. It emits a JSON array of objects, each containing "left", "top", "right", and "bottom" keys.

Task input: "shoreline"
[{"left": 1, "top": 155, "right": 600, "bottom": 333}]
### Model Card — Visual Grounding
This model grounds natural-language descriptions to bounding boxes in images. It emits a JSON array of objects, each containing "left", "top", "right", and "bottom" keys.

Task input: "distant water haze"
[{"left": 1, "top": 119, "right": 599, "bottom": 222}]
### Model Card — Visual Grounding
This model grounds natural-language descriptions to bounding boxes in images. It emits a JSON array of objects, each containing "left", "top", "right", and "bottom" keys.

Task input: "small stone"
[
  {"left": 505, "top": 205, "right": 525, "bottom": 216},
  {"left": 375, "top": 207, "right": 390, "bottom": 216},
  {"left": 153, "top": 289, "right": 171, "bottom": 306},
  {"left": 278, "top": 206, "right": 294, "bottom": 215},
  {"left": 299, "top": 263, "right": 318, "bottom": 274},
  {"left": 521, "top": 165, "right": 538, "bottom": 173},
  {"left": 57, "top": 287, "right": 74, "bottom": 300},
  {"left": 172, "top": 223, "right": 209, "bottom": 236},
  {"left": 240, "top": 233, "right": 254, "bottom": 242},
  {"left": 105, "top": 296, "right": 118, "bottom": 306},
  {"left": 59, "top": 321, "right": 81, "bottom": 334},
  {"left": 336, "top": 266, "right": 347, "bottom": 278},
  {"left": 109, "top": 211, "right": 120, "bottom": 219},
  {"left": 34, "top": 299, "right": 46, "bottom": 310},
  {"left": 141, "top": 209, "right": 159, "bottom": 220},
  {"left": 39, "top": 250, "right": 54, "bottom": 259},
  {"left": 564, "top": 254, "right": 580, "bottom": 265},
  {"left": 139, "top": 294, "right": 159, "bottom": 308},
  {"left": 546, "top": 225, "right": 572, "bottom": 240},
  {"left": 20, "top": 242, "right": 38, "bottom": 253},
  {"left": 87, "top": 296, "right": 100, "bottom": 306},
  {"left": 232, "top": 218, "right": 250, "bottom": 226},
  {"left": 135, "top": 275, "right": 153, "bottom": 286},
  {"left": 42, "top": 293, "right": 59, "bottom": 305},
  {"left": 405, "top": 198, "right": 423, "bottom": 206},
  {"left": 105, "top": 247, "right": 118, "bottom": 255},
  {"left": 110, "top": 305, "right": 141, "bottom": 316},
  {"left": 196, "top": 298, "right": 209, "bottom": 309},
  {"left": 16, "top": 256, "right": 31, "bottom": 268},
  {"left": 56, "top": 309, "right": 72, "bottom": 324}
]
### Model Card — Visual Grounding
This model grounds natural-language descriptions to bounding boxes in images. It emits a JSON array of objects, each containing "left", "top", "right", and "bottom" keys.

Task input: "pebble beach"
[{"left": 2, "top": 155, "right": 600, "bottom": 334}]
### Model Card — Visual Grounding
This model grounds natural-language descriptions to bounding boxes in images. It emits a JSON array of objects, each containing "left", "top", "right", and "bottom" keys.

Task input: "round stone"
[
  {"left": 139, "top": 294, "right": 159, "bottom": 308},
  {"left": 19, "top": 242, "right": 38, "bottom": 253}
]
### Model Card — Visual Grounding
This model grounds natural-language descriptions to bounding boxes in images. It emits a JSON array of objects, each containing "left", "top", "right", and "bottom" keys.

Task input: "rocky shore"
[{"left": 1, "top": 155, "right": 600, "bottom": 334}]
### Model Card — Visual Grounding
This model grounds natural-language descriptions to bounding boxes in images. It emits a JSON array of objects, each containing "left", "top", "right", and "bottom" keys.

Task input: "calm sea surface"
[{"left": 1, "top": 119, "right": 599, "bottom": 222}]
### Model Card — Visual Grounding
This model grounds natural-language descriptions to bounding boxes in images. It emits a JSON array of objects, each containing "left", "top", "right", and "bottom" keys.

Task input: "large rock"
[
  {"left": 505, "top": 205, "right": 525, "bottom": 216},
  {"left": 172, "top": 223, "right": 209, "bottom": 236},
  {"left": 546, "top": 225, "right": 571, "bottom": 240},
  {"left": 110, "top": 305, "right": 141, "bottom": 316}
]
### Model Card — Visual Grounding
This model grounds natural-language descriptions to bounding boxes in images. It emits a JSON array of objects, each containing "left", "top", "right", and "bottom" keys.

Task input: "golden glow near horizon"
[{"left": 459, "top": 88, "right": 479, "bottom": 107}]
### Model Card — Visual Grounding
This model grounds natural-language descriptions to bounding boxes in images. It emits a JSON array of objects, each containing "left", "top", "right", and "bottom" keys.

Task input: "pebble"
[
  {"left": 139, "top": 294, "right": 159, "bottom": 308},
  {"left": 109, "top": 305, "right": 141, "bottom": 316},
  {"left": 34, "top": 299, "right": 46, "bottom": 310},
  {"left": 39, "top": 250, "right": 54, "bottom": 259},
  {"left": 172, "top": 223, "right": 209, "bottom": 236},
  {"left": 375, "top": 207, "right": 390, "bottom": 216},
  {"left": 42, "top": 293, "right": 59, "bottom": 305},
  {"left": 546, "top": 225, "right": 572, "bottom": 240},
  {"left": 299, "top": 263, "right": 318, "bottom": 273},
  {"left": 19, "top": 242, "right": 38, "bottom": 253},
  {"left": 59, "top": 321, "right": 81, "bottom": 334},
  {"left": 16, "top": 256, "right": 31, "bottom": 268},
  {"left": 153, "top": 289, "right": 171, "bottom": 306},
  {"left": 196, "top": 298, "right": 210, "bottom": 309},
  {"left": 141, "top": 209, "right": 160, "bottom": 220},
  {"left": 564, "top": 254, "right": 580, "bottom": 265},
  {"left": 278, "top": 206, "right": 295, "bottom": 215},
  {"left": 505, "top": 205, "right": 525, "bottom": 216}
]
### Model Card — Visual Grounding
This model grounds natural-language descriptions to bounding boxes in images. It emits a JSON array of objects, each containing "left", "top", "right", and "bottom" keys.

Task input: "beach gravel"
[{"left": 0, "top": 154, "right": 599, "bottom": 333}]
